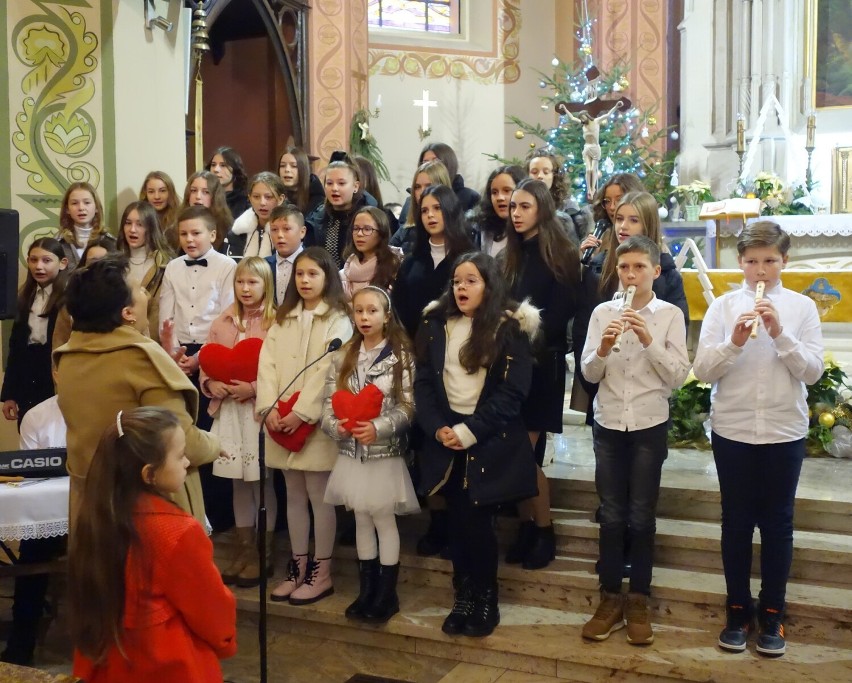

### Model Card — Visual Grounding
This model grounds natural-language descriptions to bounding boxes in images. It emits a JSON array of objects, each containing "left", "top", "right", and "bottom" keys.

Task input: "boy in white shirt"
[
  {"left": 693, "top": 221, "right": 823, "bottom": 657},
  {"left": 580, "top": 235, "right": 689, "bottom": 645},
  {"left": 264, "top": 204, "right": 306, "bottom": 305},
  {"left": 159, "top": 206, "right": 236, "bottom": 530}
]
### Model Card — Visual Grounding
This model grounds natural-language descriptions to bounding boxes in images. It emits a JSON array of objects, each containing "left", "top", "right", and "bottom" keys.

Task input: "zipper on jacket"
[
  {"left": 503, "top": 355, "right": 513, "bottom": 381},
  {"left": 463, "top": 452, "right": 470, "bottom": 490}
]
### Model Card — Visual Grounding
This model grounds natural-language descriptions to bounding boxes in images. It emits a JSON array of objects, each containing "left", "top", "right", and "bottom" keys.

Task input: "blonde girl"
[
  {"left": 257, "top": 247, "right": 353, "bottom": 605},
  {"left": 312, "top": 157, "right": 367, "bottom": 268},
  {"left": 200, "top": 257, "right": 277, "bottom": 587},
  {"left": 181, "top": 170, "right": 234, "bottom": 252},
  {"left": 321, "top": 286, "right": 418, "bottom": 623},
  {"left": 57, "top": 182, "right": 110, "bottom": 269},
  {"left": 340, "top": 207, "right": 403, "bottom": 301},
  {"left": 230, "top": 171, "right": 286, "bottom": 257},
  {"left": 139, "top": 171, "right": 180, "bottom": 250}
]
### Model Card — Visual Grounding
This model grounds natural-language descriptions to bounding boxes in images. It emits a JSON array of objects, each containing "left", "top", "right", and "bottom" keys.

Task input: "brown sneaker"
[
  {"left": 625, "top": 592, "right": 654, "bottom": 645},
  {"left": 582, "top": 591, "right": 624, "bottom": 640}
]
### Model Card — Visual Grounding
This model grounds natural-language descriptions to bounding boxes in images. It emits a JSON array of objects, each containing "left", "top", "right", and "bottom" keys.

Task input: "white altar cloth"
[
  {"left": 713, "top": 214, "right": 852, "bottom": 238},
  {"left": 0, "top": 477, "right": 69, "bottom": 541}
]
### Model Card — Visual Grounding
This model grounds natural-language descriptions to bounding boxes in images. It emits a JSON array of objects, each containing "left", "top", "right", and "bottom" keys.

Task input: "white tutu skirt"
[
  {"left": 324, "top": 454, "right": 420, "bottom": 515},
  {"left": 212, "top": 399, "right": 261, "bottom": 481}
]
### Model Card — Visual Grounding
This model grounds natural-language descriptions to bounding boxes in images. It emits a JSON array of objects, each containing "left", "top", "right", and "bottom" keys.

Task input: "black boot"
[
  {"left": 463, "top": 580, "right": 500, "bottom": 637},
  {"left": 522, "top": 524, "right": 556, "bottom": 570},
  {"left": 417, "top": 509, "right": 448, "bottom": 556},
  {"left": 345, "top": 558, "right": 379, "bottom": 620},
  {"left": 441, "top": 574, "right": 474, "bottom": 635},
  {"left": 362, "top": 563, "right": 400, "bottom": 624},
  {"left": 505, "top": 520, "right": 536, "bottom": 564}
]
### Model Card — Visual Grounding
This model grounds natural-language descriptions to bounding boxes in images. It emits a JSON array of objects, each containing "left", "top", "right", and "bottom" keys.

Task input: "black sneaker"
[
  {"left": 756, "top": 607, "right": 786, "bottom": 657},
  {"left": 718, "top": 603, "right": 754, "bottom": 652}
]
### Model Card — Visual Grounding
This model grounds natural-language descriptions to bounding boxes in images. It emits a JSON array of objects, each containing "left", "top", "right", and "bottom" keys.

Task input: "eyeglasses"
[
  {"left": 451, "top": 276, "right": 484, "bottom": 288},
  {"left": 602, "top": 198, "right": 621, "bottom": 207},
  {"left": 352, "top": 226, "right": 377, "bottom": 236}
]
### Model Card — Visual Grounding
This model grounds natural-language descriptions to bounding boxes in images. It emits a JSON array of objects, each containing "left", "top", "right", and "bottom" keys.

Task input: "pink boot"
[
  {"left": 269, "top": 554, "right": 308, "bottom": 602},
  {"left": 289, "top": 556, "right": 334, "bottom": 605}
]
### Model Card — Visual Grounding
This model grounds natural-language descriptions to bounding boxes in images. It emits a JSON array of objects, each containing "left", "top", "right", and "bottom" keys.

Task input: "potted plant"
[{"left": 673, "top": 180, "right": 714, "bottom": 220}]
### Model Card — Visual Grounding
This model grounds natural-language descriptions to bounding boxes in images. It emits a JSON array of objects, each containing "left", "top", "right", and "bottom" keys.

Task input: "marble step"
[{"left": 232, "top": 576, "right": 852, "bottom": 683}]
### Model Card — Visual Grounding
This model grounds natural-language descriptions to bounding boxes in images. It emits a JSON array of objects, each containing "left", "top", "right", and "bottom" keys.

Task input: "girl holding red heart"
[
  {"left": 257, "top": 247, "right": 353, "bottom": 605},
  {"left": 199, "top": 256, "right": 277, "bottom": 588},
  {"left": 320, "top": 286, "right": 419, "bottom": 624}
]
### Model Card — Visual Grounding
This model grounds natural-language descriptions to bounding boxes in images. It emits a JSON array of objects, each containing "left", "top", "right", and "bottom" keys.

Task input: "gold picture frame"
[
  {"left": 832, "top": 147, "right": 852, "bottom": 214},
  {"left": 805, "top": 0, "right": 852, "bottom": 110}
]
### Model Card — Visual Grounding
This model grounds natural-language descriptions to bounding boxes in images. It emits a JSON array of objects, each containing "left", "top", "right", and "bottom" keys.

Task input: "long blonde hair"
[{"left": 233, "top": 256, "right": 276, "bottom": 330}]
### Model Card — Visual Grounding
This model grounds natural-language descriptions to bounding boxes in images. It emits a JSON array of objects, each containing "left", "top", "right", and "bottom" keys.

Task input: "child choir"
[{"left": 2, "top": 144, "right": 822, "bottom": 676}]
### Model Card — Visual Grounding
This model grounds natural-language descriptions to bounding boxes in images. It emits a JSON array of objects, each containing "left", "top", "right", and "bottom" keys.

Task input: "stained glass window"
[{"left": 368, "top": 1, "right": 460, "bottom": 34}]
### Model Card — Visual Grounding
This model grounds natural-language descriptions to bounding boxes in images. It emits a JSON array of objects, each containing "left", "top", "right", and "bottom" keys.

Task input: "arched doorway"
[{"left": 185, "top": 0, "right": 308, "bottom": 178}]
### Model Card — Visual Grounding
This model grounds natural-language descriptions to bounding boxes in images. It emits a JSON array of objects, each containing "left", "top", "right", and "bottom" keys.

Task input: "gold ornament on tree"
[
  {"left": 618, "top": 75, "right": 629, "bottom": 90},
  {"left": 515, "top": 130, "right": 525, "bottom": 140},
  {"left": 648, "top": 116, "right": 657, "bottom": 126}
]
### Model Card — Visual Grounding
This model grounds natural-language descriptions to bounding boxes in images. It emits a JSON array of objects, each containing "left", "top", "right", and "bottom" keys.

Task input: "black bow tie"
[{"left": 185, "top": 258, "right": 208, "bottom": 267}]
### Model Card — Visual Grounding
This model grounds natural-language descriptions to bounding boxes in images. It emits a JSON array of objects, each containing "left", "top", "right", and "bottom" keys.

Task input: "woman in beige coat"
[
  {"left": 54, "top": 257, "right": 220, "bottom": 531},
  {"left": 255, "top": 247, "right": 352, "bottom": 605}
]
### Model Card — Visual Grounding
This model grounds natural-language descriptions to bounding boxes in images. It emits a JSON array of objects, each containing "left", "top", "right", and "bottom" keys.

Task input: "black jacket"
[
  {"left": 414, "top": 301, "right": 539, "bottom": 507},
  {"left": 391, "top": 253, "right": 452, "bottom": 339},
  {"left": 305, "top": 193, "right": 373, "bottom": 267},
  {"left": 398, "top": 174, "right": 481, "bottom": 232}
]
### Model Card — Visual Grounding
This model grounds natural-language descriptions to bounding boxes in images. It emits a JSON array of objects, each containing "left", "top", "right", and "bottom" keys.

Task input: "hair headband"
[
  {"left": 116, "top": 410, "right": 124, "bottom": 437},
  {"left": 358, "top": 285, "right": 392, "bottom": 311}
]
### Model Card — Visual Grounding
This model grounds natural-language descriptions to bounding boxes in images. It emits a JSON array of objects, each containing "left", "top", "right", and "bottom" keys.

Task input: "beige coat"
[
  {"left": 54, "top": 325, "right": 220, "bottom": 528},
  {"left": 256, "top": 300, "right": 353, "bottom": 471}
]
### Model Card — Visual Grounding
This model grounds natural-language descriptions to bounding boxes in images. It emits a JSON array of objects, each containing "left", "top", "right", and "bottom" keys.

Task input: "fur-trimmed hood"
[{"left": 422, "top": 298, "right": 541, "bottom": 341}]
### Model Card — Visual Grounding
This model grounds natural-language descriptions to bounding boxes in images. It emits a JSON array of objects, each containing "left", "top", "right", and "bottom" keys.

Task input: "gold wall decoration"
[
  {"left": 367, "top": 0, "right": 521, "bottom": 84},
  {"left": 832, "top": 146, "right": 852, "bottom": 214}
]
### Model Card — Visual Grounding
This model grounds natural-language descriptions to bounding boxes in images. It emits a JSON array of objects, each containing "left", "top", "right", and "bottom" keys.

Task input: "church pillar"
[{"left": 307, "top": 0, "right": 369, "bottom": 163}]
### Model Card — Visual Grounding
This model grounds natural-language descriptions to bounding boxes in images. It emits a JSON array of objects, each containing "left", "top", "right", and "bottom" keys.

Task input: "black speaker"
[{"left": 0, "top": 209, "right": 20, "bottom": 320}]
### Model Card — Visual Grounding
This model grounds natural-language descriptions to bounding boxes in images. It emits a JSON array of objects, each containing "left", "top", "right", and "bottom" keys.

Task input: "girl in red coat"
[{"left": 69, "top": 406, "right": 237, "bottom": 683}]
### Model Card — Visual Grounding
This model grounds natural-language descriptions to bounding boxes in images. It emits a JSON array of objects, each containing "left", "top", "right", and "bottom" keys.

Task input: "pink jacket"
[{"left": 199, "top": 304, "right": 270, "bottom": 416}]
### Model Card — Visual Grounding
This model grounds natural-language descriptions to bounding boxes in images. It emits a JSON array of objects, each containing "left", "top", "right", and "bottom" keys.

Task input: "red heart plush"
[
  {"left": 198, "top": 338, "right": 264, "bottom": 383},
  {"left": 268, "top": 392, "right": 316, "bottom": 452},
  {"left": 332, "top": 383, "right": 385, "bottom": 431}
]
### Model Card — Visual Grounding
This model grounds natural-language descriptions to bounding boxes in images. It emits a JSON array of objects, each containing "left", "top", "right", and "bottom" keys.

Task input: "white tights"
[
  {"left": 283, "top": 470, "right": 336, "bottom": 558},
  {"left": 232, "top": 477, "right": 277, "bottom": 529},
  {"left": 355, "top": 509, "right": 400, "bottom": 565}
]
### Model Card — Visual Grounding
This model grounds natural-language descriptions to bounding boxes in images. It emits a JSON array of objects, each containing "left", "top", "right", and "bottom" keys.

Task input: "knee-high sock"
[{"left": 305, "top": 470, "right": 336, "bottom": 558}]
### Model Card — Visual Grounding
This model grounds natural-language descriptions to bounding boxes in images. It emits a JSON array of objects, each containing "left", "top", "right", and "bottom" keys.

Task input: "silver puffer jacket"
[{"left": 320, "top": 343, "right": 413, "bottom": 461}]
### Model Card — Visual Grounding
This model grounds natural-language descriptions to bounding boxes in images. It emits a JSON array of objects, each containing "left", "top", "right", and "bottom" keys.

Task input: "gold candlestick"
[
  {"left": 806, "top": 112, "right": 816, "bottom": 191},
  {"left": 736, "top": 115, "right": 745, "bottom": 153}
]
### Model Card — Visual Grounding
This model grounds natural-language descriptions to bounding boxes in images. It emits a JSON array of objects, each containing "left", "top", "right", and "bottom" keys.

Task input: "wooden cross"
[{"left": 413, "top": 90, "right": 438, "bottom": 131}]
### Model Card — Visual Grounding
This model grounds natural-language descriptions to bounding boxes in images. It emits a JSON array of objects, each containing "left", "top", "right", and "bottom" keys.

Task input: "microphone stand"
[{"left": 254, "top": 339, "right": 341, "bottom": 683}]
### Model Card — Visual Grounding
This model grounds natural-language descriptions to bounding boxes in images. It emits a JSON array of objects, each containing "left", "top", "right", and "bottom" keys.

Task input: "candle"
[
  {"left": 376, "top": 94, "right": 382, "bottom": 110},
  {"left": 806, "top": 112, "right": 816, "bottom": 149},
  {"left": 736, "top": 115, "right": 745, "bottom": 153}
]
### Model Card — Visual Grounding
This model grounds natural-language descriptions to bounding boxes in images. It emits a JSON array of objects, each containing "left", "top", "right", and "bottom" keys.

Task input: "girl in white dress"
[
  {"left": 321, "top": 286, "right": 418, "bottom": 623},
  {"left": 200, "top": 256, "right": 276, "bottom": 587}
]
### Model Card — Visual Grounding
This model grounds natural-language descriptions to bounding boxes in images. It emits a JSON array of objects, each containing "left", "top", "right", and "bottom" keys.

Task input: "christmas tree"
[{"left": 496, "top": 15, "right": 674, "bottom": 206}]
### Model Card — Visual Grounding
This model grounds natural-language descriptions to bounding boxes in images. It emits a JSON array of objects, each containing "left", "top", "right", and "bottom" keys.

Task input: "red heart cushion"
[
  {"left": 198, "top": 337, "right": 264, "bottom": 383},
  {"left": 268, "top": 392, "right": 316, "bottom": 452},
  {"left": 331, "top": 383, "right": 385, "bottom": 431}
]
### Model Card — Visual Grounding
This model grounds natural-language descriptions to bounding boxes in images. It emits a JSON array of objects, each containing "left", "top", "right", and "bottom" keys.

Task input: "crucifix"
[{"left": 413, "top": 89, "right": 438, "bottom": 136}]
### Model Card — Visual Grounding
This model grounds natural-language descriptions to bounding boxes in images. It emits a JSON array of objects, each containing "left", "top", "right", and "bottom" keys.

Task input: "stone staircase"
[{"left": 219, "top": 446, "right": 852, "bottom": 682}]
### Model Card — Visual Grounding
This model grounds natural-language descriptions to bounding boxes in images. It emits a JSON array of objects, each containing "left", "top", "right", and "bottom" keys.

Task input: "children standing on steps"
[
  {"left": 201, "top": 257, "right": 277, "bottom": 588},
  {"left": 414, "top": 252, "right": 539, "bottom": 638},
  {"left": 693, "top": 221, "right": 824, "bottom": 657},
  {"left": 257, "top": 247, "right": 353, "bottom": 605},
  {"left": 321, "top": 286, "right": 419, "bottom": 623},
  {"left": 1, "top": 238, "right": 69, "bottom": 426},
  {"left": 580, "top": 235, "right": 689, "bottom": 645},
  {"left": 265, "top": 204, "right": 306, "bottom": 306},
  {"left": 159, "top": 205, "right": 237, "bottom": 531},
  {"left": 69, "top": 407, "right": 236, "bottom": 682}
]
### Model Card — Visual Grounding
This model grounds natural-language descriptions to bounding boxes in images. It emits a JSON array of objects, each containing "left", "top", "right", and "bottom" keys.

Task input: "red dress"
[{"left": 73, "top": 494, "right": 237, "bottom": 682}]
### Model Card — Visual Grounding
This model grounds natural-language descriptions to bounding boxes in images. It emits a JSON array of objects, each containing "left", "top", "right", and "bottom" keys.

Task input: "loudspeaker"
[{"left": 0, "top": 209, "right": 20, "bottom": 320}]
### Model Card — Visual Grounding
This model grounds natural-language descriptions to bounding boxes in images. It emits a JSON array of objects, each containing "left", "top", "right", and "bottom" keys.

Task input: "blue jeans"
[
  {"left": 712, "top": 432, "right": 804, "bottom": 612},
  {"left": 593, "top": 421, "right": 668, "bottom": 595}
]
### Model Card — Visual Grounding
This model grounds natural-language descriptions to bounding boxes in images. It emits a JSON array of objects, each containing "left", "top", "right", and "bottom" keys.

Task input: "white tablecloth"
[
  {"left": 713, "top": 214, "right": 852, "bottom": 237},
  {"left": 0, "top": 477, "right": 69, "bottom": 541}
]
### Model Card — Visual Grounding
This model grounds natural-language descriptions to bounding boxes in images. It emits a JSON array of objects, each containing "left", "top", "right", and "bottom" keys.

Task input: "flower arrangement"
[
  {"left": 668, "top": 358, "right": 851, "bottom": 457},
  {"left": 748, "top": 172, "right": 815, "bottom": 216},
  {"left": 672, "top": 180, "right": 714, "bottom": 206}
]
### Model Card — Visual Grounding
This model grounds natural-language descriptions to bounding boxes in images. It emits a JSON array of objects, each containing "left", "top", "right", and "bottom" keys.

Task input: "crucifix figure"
[{"left": 413, "top": 89, "right": 438, "bottom": 134}]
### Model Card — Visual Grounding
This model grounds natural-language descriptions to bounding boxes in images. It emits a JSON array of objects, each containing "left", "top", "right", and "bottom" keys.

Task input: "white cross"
[{"left": 413, "top": 90, "right": 438, "bottom": 130}]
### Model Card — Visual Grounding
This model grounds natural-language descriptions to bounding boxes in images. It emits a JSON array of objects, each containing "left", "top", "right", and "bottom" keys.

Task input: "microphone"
[
  {"left": 258, "top": 338, "right": 343, "bottom": 421},
  {"left": 581, "top": 219, "right": 609, "bottom": 266}
]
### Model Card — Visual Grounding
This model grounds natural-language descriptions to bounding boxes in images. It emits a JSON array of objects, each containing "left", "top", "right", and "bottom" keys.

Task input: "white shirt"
[
  {"left": 429, "top": 239, "right": 446, "bottom": 269},
  {"left": 19, "top": 395, "right": 67, "bottom": 449},
  {"left": 443, "top": 316, "right": 486, "bottom": 448},
  {"left": 128, "top": 246, "right": 154, "bottom": 285},
  {"left": 582, "top": 293, "right": 690, "bottom": 431},
  {"left": 158, "top": 247, "right": 236, "bottom": 344},
  {"left": 276, "top": 246, "right": 303, "bottom": 305},
  {"left": 28, "top": 284, "right": 52, "bottom": 344},
  {"left": 73, "top": 224, "right": 92, "bottom": 253},
  {"left": 693, "top": 281, "right": 824, "bottom": 444}
]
